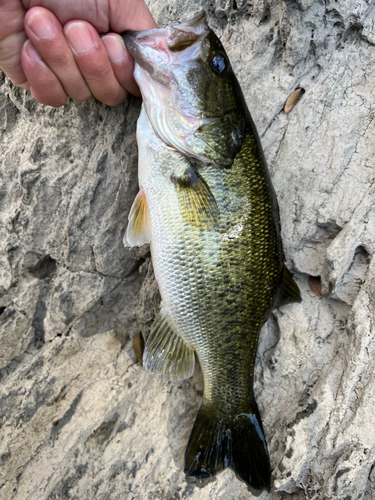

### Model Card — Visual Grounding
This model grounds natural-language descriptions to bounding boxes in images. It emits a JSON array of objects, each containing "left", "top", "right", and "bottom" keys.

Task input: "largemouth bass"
[{"left": 122, "top": 11, "right": 301, "bottom": 491}]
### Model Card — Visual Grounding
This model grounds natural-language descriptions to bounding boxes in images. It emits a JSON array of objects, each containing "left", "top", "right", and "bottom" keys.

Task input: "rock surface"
[{"left": 1, "top": 1, "right": 375, "bottom": 499}]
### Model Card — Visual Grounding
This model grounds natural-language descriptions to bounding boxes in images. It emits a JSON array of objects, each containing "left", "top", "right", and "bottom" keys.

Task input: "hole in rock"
[
  {"left": 355, "top": 245, "right": 369, "bottom": 259},
  {"left": 343, "top": 24, "right": 362, "bottom": 42},
  {"left": 333, "top": 246, "right": 371, "bottom": 304},
  {"left": 260, "top": 7, "right": 271, "bottom": 24},
  {"left": 28, "top": 255, "right": 57, "bottom": 280},
  {"left": 315, "top": 220, "right": 342, "bottom": 241},
  {"left": 283, "top": 0, "right": 301, "bottom": 10}
]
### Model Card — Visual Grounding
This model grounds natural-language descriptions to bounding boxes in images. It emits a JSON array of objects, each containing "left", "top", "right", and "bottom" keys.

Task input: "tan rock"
[{"left": 1, "top": 1, "right": 375, "bottom": 498}]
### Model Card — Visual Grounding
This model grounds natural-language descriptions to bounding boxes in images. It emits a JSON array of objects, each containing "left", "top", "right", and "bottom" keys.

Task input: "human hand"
[{"left": 0, "top": 0, "right": 157, "bottom": 107}]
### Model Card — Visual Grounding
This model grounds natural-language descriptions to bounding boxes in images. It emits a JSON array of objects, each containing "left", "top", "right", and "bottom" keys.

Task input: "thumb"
[
  {"left": 0, "top": 0, "right": 29, "bottom": 88},
  {"left": 108, "top": 0, "right": 158, "bottom": 32}
]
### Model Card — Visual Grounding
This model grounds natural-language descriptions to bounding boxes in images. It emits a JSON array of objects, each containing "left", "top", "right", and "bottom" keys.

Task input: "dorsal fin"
[
  {"left": 279, "top": 264, "right": 301, "bottom": 306},
  {"left": 143, "top": 303, "right": 195, "bottom": 381},
  {"left": 123, "top": 189, "right": 151, "bottom": 247}
]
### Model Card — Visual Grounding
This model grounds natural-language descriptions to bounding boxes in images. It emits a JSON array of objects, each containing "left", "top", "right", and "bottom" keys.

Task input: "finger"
[
  {"left": 24, "top": 7, "right": 92, "bottom": 102},
  {"left": 0, "top": 0, "right": 28, "bottom": 87},
  {"left": 64, "top": 21, "right": 127, "bottom": 107},
  {"left": 101, "top": 34, "right": 140, "bottom": 97},
  {"left": 108, "top": 0, "right": 158, "bottom": 32},
  {"left": 21, "top": 40, "right": 68, "bottom": 107}
]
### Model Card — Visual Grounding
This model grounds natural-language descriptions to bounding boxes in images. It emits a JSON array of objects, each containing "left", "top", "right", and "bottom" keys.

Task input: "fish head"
[{"left": 123, "top": 12, "right": 246, "bottom": 167}]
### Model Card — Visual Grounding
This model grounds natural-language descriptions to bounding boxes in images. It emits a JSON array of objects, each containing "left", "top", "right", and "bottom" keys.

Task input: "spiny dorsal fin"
[
  {"left": 143, "top": 303, "right": 195, "bottom": 381},
  {"left": 123, "top": 189, "right": 151, "bottom": 247},
  {"left": 279, "top": 264, "right": 301, "bottom": 306},
  {"left": 172, "top": 165, "right": 219, "bottom": 230}
]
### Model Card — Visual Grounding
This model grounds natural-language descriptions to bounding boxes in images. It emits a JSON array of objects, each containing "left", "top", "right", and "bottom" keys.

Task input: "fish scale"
[
  {"left": 145, "top": 112, "right": 280, "bottom": 416},
  {"left": 123, "top": 12, "right": 301, "bottom": 490}
]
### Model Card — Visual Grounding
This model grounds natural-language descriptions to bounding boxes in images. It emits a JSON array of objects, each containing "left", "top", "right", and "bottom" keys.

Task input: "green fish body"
[{"left": 123, "top": 12, "right": 301, "bottom": 490}]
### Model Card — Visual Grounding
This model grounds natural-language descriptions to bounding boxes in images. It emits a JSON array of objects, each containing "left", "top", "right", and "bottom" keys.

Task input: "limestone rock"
[{"left": 1, "top": 1, "right": 375, "bottom": 499}]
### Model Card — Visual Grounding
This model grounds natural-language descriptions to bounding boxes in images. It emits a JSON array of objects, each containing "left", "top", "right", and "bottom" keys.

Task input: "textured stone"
[{"left": 1, "top": 1, "right": 375, "bottom": 499}]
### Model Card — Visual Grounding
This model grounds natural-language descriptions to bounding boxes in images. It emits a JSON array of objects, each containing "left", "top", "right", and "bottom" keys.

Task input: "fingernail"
[
  {"left": 65, "top": 22, "right": 95, "bottom": 53},
  {"left": 28, "top": 11, "right": 54, "bottom": 40},
  {"left": 102, "top": 35, "right": 126, "bottom": 63},
  {"left": 24, "top": 40, "right": 44, "bottom": 64}
]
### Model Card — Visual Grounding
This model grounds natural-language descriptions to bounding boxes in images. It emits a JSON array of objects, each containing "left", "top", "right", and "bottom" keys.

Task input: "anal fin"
[
  {"left": 143, "top": 303, "right": 195, "bottom": 381},
  {"left": 123, "top": 188, "right": 151, "bottom": 247}
]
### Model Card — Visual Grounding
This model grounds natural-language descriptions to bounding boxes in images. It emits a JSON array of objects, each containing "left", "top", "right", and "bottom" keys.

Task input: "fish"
[{"left": 122, "top": 11, "right": 301, "bottom": 491}]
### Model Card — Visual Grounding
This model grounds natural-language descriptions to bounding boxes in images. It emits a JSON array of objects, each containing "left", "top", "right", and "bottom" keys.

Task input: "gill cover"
[{"left": 123, "top": 11, "right": 246, "bottom": 167}]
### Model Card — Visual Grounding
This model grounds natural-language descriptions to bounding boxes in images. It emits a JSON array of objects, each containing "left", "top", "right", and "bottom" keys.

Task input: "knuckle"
[
  {"left": 50, "top": 50, "right": 71, "bottom": 69},
  {"left": 51, "top": 98, "right": 68, "bottom": 108},
  {"left": 40, "top": 38, "right": 71, "bottom": 68},
  {"left": 84, "top": 63, "right": 110, "bottom": 84},
  {"left": 30, "top": 82, "right": 68, "bottom": 107},
  {"left": 101, "top": 89, "right": 126, "bottom": 107},
  {"left": 72, "top": 89, "right": 92, "bottom": 102},
  {"left": 40, "top": 95, "right": 67, "bottom": 107}
]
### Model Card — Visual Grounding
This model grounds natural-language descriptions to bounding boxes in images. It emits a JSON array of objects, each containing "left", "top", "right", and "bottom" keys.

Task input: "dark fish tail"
[{"left": 184, "top": 401, "right": 271, "bottom": 491}]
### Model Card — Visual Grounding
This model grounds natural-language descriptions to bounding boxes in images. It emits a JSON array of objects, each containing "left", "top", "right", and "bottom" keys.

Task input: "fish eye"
[{"left": 210, "top": 54, "right": 228, "bottom": 74}]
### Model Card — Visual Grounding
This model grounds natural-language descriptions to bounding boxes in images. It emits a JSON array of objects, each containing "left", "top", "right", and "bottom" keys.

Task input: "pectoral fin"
[
  {"left": 143, "top": 303, "right": 195, "bottom": 381},
  {"left": 172, "top": 165, "right": 219, "bottom": 230},
  {"left": 123, "top": 189, "right": 151, "bottom": 247}
]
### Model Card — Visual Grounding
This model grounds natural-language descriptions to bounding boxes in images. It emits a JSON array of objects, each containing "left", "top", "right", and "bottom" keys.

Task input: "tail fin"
[{"left": 184, "top": 403, "right": 271, "bottom": 491}]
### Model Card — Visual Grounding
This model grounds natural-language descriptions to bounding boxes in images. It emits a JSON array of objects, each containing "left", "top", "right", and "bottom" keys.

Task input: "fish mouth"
[
  {"left": 121, "top": 10, "right": 209, "bottom": 77},
  {"left": 123, "top": 10, "right": 207, "bottom": 40},
  {"left": 122, "top": 11, "right": 225, "bottom": 164}
]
